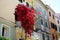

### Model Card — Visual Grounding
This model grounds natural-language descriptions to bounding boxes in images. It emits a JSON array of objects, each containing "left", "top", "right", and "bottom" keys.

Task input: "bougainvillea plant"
[{"left": 14, "top": 4, "right": 35, "bottom": 36}]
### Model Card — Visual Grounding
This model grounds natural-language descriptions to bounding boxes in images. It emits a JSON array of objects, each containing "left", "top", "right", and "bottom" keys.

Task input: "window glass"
[
  {"left": 19, "top": 0, "right": 25, "bottom": 3},
  {"left": 59, "top": 27, "right": 60, "bottom": 32},
  {"left": 54, "top": 25, "right": 57, "bottom": 31},
  {"left": 52, "top": 34, "right": 55, "bottom": 40},
  {"left": 42, "top": 34, "right": 45, "bottom": 40},
  {"left": 46, "top": 35, "right": 50, "bottom": 40},
  {"left": 53, "top": 15, "right": 55, "bottom": 19},
  {"left": 2, "top": 27, "right": 5, "bottom": 36},
  {"left": 41, "top": 19, "right": 43, "bottom": 25},
  {"left": 19, "top": 0, "right": 22, "bottom": 3},
  {"left": 2, "top": 25, "right": 9, "bottom": 37},
  {"left": 35, "top": 1, "right": 43, "bottom": 16},
  {"left": 38, "top": 19, "right": 41, "bottom": 25},
  {"left": 49, "top": 12, "right": 51, "bottom": 16},
  {"left": 51, "top": 22, "right": 57, "bottom": 31},
  {"left": 51, "top": 23, "right": 54, "bottom": 28},
  {"left": 15, "top": 14, "right": 18, "bottom": 21},
  {"left": 56, "top": 35, "right": 58, "bottom": 40},
  {"left": 57, "top": 20, "right": 59, "bottom": 24},
  {"left": 45, "top": 22, "right": 48, "bottom": 27},
  {"left": 26, "top": 2, "right": 29, "bottom": 7}
]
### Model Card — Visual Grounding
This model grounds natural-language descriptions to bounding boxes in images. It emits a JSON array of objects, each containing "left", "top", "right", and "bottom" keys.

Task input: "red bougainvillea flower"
[{"left": 14, "top": 4, "right": 35, "bottom": 36}]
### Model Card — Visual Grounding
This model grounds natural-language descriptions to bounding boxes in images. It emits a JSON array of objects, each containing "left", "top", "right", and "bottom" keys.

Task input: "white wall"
[{"left": 0, "top": 0, "right": 20, "bottom": 22}]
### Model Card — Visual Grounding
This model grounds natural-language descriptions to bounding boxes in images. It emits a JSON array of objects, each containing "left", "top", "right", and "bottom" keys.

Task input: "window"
[
  {"left": 59, "top": 27, "right": 60, "bottom": 32},
  {"left": 2, "top": 25, "right": 9, "bottom": 37},
  {"left": 51, "top": 23, "right": 54, "bottom": 28},
  {"left": 19, "top": 0, "right": 25, "bottom": 3},
  {"left": 2, "top": 27, "right": 5, "bottom": 36},
  {"left": 26, "top": 2, "right": 29, "bottom": 7},
  {"left": 49, "top": 12, "right": 51, "bottom": 16},
  {"left": 41, "top": 19, "right": 43, "bottom": 25},
  {"left": 19, "top": 0, "right": 22, "bottom": 3},
  {"left": 38, "top": 19, "right": 40, "bottom": 25},
  {"left": 15, "top": 14, "right": 18, "bottom": 21},
  {"left": 45, "top": 22, "right": 48, "bottom": 27},
  {"left": 52, "top": 34, "right": 55, "bottom": 40},
  {"left": 52, "top": 15, "right": 55, "bottom": 19},
  {"left": 46, "top": 35, "right": 50, "bottom": 40},
  {"left": 57, "top": 20, "right": 59, "bottom": 24},
  {"left": 56, "top": 35, "right": 58, "bottom": 40},
  {"left": 19, "top": 38, "right": 24, "bottom": 40},
  {"left": 54, "top": 25, "right": 57, "bottom": 31},
  {"left": 51, "top": 22, "right": 57, "bottom": 31},
  {"left": 42, "top": 34, "right": 45, "bottom": 40}
]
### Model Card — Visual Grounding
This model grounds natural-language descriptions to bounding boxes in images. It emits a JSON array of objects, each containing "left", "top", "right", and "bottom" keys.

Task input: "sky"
[{"left": 41, "top": 0, "right": 60, "bottom": 13}]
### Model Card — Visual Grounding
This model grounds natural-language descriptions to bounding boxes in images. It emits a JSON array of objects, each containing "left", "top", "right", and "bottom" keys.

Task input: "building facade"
[
  {"left": 15, "top": 0, "right": 35, "bottom": 40},
  {"left": 46, "top": 6, "right": 58, "bottom": 40},
  {"left": 0, "top": 0, "right": 16, "bottom": 40},
  {"left": 0, "top": 0, "right": 58, "bottom": 40},
  {"left": 55, "top": 13, "right": 60, "bottom": 40},
  {"left": 33, "top": 0, "right": 50, "bottom": 40},
  {"left": 0, "top": 17, "right": 15, "bottom": 40},
  {"left": 15, "top": 0, "right": 50, "bottom": 40}
]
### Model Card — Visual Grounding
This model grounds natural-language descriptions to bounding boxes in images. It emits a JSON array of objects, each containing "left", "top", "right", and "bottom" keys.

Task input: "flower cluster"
[{"left": 15, "top": 4, "right": 35, "bottom": 36}]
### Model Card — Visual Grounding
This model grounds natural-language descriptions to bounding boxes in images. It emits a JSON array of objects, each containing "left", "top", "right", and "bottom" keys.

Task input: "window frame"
[
  {"left": 49, "top": 12, "right": 51, "bottom": 16},
  {"left": 2, "top": 24, "right": 10, "bottom": 37},
  {"left": 52, "top": 34, "right": 55, "bottom": 40},
  {"left": 2, "top": 27, "right": 5, "bottom": 36},
  {"left": 45, "top": 22, "right": 48, "bottom": 27},
  {"left": 41, "top": 19, "right": 43, "bottom": 25},
  {"left": 57, "top": 20, "right": 59, "bottom": 24},
  {"left": 46, "top": 35, "right": 50, "bottom": 40},
  {"left": 59, "top": 27, "right": 60, "bottom": 32},
  {"left": 42, "top": 33, "right": 45, "bottom": 40},
  {"left": 52, "top": 15, "right": 55, "bottom": 19}
]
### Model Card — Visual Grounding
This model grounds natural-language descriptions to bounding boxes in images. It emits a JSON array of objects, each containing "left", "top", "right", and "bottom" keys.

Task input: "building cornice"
[
  {"left": 0, "top": 17, "right": 15, "bottom": 27},
  {"left": 36, "top": 0, "right": 48, "bottom": 10}
]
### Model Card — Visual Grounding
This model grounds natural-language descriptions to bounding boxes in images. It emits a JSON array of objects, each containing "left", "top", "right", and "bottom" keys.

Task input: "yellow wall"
[{"left": 25, "top": 0, "right": 35, "bottom": 7}]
